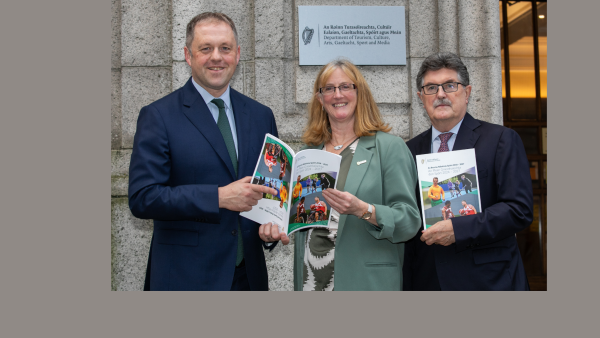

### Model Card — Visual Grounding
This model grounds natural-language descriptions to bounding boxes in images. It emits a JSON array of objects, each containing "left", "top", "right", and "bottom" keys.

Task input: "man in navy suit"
[
  {"left": 403, "top": 52, "right": 533, "bottom": 291},
  {"left": 128, "top": 12, "right": 285, "bottom": 291}
]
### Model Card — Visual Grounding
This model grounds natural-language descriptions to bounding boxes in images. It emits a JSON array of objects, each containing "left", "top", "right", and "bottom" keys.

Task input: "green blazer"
[{"left": 293, "top": 131, "right": 421, "bottom": 291}]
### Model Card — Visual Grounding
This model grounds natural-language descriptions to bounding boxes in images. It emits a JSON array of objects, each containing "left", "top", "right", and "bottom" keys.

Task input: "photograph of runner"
[
  {"left": 447, "top": 180, "right": 455, "bottom": 198},
  {"left": 460, "top": 174, "right": 473, "bottom": 194}
]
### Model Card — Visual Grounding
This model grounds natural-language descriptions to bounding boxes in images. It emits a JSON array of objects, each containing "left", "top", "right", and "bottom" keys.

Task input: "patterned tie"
[
  {"left": 438, "top": 132, "right": 453, "bottom": 152},
  {"left": 211, "top": 98, "right": 243, "bottom": 266}
]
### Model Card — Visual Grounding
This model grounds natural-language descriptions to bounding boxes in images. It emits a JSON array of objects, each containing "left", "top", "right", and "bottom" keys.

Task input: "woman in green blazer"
[{"left": 290, "top": 59, "right": 421, "bottom": 291}]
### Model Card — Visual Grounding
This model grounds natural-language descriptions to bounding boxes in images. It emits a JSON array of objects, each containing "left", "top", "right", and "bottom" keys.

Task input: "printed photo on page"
[{"left": 415, "top": 149, "right": 482, "bottom": 230}]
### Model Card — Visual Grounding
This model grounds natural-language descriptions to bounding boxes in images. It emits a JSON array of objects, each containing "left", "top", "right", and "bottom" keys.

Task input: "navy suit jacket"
[
  {"left": 128, "top": 78, "right": 278, "bottom": 291},
  {"left": 403, "top": 113, "right": 532, "bottom": 291}
]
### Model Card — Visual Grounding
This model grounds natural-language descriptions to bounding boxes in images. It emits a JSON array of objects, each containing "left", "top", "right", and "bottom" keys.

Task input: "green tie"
[{"left": 212, "top": 98, "right": 244, "bottom": 266}]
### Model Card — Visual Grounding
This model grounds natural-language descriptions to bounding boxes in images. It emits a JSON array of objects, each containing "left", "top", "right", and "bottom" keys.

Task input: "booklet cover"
[
  {"left": 415, "top": 149, "right": 482, "bottom": 230},
  {"left": 240, "top": 134, "right": 342, "bottom": 235}
]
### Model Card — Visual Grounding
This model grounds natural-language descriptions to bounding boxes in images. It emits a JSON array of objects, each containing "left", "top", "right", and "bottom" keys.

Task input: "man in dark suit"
[
  {"left": 128, "top": 12, "right": 285, "bottom": 291},
  {"left": 403, "top": 52, "right": 533, "bottom": 291}
]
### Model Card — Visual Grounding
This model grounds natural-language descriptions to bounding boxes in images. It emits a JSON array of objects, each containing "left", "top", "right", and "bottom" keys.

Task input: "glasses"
[
  {"left": 319, "top": 83, "right": 357, "bottom": 96},
  {"left": 420, "top": 82, "right": 464, "bottom": 95}
]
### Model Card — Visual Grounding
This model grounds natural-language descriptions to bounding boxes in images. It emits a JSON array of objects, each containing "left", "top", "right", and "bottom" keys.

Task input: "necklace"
[{"left": 331, "top": 136, "right": 359, "bottom": 151}]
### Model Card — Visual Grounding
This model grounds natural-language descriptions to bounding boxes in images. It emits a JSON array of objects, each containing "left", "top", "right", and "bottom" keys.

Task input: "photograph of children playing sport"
[
  {"left": 256, "top": 139, "right": 292, "bottom": 183},
  {"left": 420, "top": 167, "right": 480, "bottom": 229},
  {"left": 288, "top": 172, "right": 337, "bottom": 231},
  {"left": 251, "top": 176, "right": 289, "bottom": 210}
]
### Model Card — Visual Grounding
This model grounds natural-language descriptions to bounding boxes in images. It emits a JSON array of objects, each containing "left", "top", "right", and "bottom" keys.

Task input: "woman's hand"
[{"left": 321, "top": 188, "right": 368, "bottom": 218}]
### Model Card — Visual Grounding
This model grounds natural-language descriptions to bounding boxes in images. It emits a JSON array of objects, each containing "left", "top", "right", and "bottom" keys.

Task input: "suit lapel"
[
  {"left": 337, "top": 136, "right": 375, "bottom": 239},
  {"left": 181, "top": 79, "right": 236, "bottom": 180},
  {"left": 452, "top": 113, "right": 481, "bottom": 151},
  {"left": 418, "top": 128, "right": 433, "bottom": 155},
  {"left": 231, "top": 89, "right": 251, "bottom": 180}
]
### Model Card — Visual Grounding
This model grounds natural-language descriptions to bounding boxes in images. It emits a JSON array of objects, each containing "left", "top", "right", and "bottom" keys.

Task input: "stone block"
[
  {"left": 294, "top": 0, "right": 406, "bottom": 57},
  {"left": 112, "top": 150, "right": 132, "bottom": 196},
  {"left": 172, "top": 0, "right": 202, "bottom": 61},
  {"left": 295, "top": 65, "right": 320, "bottom": 104},
  {"left": 378, "top": 103, "right": 410, "bottom": 139},
  {"left": 360, "top": 66, "right": 409, "bottom": 103},
  {"left": 229, "top": 60, "right": 244, "bottom": 94},
  {"left": 438, "top": 0, "right": 458, "bottom": 54},
  {"left": 112, "top": 197, "right": 153, "bottom": 291},
  {"left": 275, "top": 114, "right": 309, "bottom": 143},
  {"left": 243, "top": 61, "right": 256, "bottom": 99},
  {"left": 458, "top": 0, "right": 501, "bottom": 57},
  {"left": 255, "top": 0, "right": 294, "bottom": 58},
  {"left": 255, "top": 58, "right": 286, "bottom": 115},
  {"left": 121, "top": 0, "right": 172, "bottom": 66},
  {"left": 172, "top": 61, "right": 191, "bottom": 91},
  {"left": 295, "top": 65, "right": 409, "bottom": 104},
  {"left": 112, "top": 69, "right": 122, "bottom": 149},
  {"left": 409, "top": 57, "right": 432, "bottom": 137},
  {"left": 121, "top": 67, "right": 172, "bottom": 149},
  {"left": 264, "top": 233, "right": 295, "bottom": 291},
  {"left": 408, "top": 0, "right": 438, "bottom": 57},
  {"left": 462, "top": 57, "right": 503, "bottom": 125},
  {"left": 111, "top": 0, "right": 121, "bottom": 69},
  {"left": 172, "top": 0, "right": 255, "bottom": 61}
]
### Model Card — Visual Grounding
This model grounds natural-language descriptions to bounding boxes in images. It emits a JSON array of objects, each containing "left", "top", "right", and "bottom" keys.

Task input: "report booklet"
[
  {"left": 415, "top": 149, "right": 482, "bottom": 230},
  {"left": 240, "top": 133, "right": 341, "bottom": 235}
]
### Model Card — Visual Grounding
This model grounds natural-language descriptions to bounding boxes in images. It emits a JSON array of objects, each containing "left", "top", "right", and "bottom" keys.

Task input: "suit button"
[{"left": 232, "top": 230, "right": 237, "bottom": 235}]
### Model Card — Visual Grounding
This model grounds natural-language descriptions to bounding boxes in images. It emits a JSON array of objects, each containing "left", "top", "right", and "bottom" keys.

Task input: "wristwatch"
[{"left": 360, "top": 204, "right": 373, "bottom": 220}]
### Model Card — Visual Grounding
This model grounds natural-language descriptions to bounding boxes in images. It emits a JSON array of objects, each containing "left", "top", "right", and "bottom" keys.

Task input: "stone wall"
[{"left": 111, "top": 0, "right": 502, "bottom": 291}]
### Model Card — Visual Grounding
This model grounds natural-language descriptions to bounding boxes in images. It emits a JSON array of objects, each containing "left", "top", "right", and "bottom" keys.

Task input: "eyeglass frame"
[
  {"left": 318, "top": 83, "right": 357, "bottom": 95},
  {"left": 419, "top": 82, "right": 465, "bottom": 95}
]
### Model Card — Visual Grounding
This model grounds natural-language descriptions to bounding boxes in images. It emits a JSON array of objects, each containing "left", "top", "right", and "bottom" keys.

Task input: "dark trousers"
[{"left": 230, "top": 259, "right": 250, "bottom": 291}]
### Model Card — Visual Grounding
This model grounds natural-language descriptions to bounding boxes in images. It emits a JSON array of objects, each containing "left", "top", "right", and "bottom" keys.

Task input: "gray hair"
[
  {"left": 416, "top": 52, "right": 470, "bottom": 90},
  {"left": 186, "top": 12, "right": 239, "bottom": 50}
]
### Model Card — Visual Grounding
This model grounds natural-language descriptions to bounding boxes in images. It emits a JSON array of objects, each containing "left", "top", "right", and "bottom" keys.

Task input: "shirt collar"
[
  {"left": 432, "top": 116, "right": 465, "bottom": 140},
  {"left": 191, "top": 77, "right": 232, "bottom": 110}
]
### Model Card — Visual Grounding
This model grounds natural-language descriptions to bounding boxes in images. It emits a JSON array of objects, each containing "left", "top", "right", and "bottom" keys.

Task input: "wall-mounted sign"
[{"left": 298, "top": 6, "right": 406, "bottom": 66}]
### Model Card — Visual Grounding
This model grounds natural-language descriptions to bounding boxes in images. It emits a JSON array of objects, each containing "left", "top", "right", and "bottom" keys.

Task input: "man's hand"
[
  {"left": 258, "top": 222, "right": 290, "bottom": 245},
  {"left": 420, "top": 219, "right": 455, "bottom": 246},
  {"left": 218, "top": 176, "right": 277, "bottom": 212}
]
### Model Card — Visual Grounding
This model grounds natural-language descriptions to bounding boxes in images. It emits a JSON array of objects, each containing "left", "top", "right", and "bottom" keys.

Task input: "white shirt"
[
  {"left": 431, "top": 117, "right": 464, "bottom": 153},
  {"left": 191, "top": 78, "right": 239, "bottom": 157}
]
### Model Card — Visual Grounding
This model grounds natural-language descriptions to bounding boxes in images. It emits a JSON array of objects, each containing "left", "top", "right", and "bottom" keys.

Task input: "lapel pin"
[{"left": 357, "top": 160, "right": 366, "bottom": 165}]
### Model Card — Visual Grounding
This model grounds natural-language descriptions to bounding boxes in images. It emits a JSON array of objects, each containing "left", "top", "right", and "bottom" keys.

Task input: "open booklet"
[
  {"left": 415, "top": 148, "right": 482, "bottom": 230},
  {"left": 240, "top": 133, "right": 341, "bottom": 235}
]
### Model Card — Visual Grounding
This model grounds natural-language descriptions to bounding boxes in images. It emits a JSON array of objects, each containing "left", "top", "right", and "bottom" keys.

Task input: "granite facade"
[{"left": 111, "top": 0, "right": 503, "bottom": 291}]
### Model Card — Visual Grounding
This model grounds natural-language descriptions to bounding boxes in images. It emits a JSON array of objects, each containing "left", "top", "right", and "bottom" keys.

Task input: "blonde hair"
[{"left": 302, "top": 59, "right": 390, "bottom": 146}]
